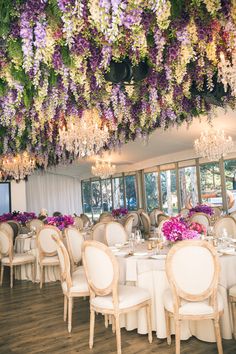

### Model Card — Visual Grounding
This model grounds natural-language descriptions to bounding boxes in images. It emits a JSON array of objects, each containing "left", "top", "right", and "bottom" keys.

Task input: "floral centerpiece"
[
  {"left": 112, "top": 208, "right": 128, "bottom": 219},
  {"left": 46, "top": 215, "right": 74, "bottom": 231},
  {"left": 0, "top": 211, "right": 36, "bottom": 225},
  {"left": 188, "top": 204, "right": 214, "bottom": 217},
  {"left": 162, "top": 216, "right": 202, "bottom": 243}
]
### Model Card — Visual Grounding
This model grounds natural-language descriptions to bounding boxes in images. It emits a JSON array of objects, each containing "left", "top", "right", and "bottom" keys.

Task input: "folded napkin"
[
  {"left": 150, "top": 254, "right": 166, "bottom": 260},
  {"left": 133, "top": 252, "right": 148, "bottom": 257},
  {"left": 218, "top": 248, "right": 236, "bottom": 255}
]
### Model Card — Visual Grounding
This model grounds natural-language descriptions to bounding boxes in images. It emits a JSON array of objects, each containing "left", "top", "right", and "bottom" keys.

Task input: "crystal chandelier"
[
  {"left": 91, "top": 160, "right": 116, "bottom": 178},
  {"left": 194, "top": 130, "right": 234, "bottom": 161},
  {"left": 59, "top": 108, "right": 110, "bottom": 157},
  {"left": 0, "top": 151, "right": 36, "bottom": 180},
  {"left": 218, "top": 51, "right": 236, "bottom": 97}
]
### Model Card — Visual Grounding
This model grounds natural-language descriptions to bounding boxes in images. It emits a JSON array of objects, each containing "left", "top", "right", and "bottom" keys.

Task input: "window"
[
  {"left": 0, "top": 182, "right": 11, "bottom": 214},
  {"left": 125, "top": 175, "right": 137, "bottom": 211},
  {"left": 161, "top": 170, "right": 178, "bottom": 215},
  {"left": 200, "top": 162, "right": 222, "bottom": 206},
  {"left": 81, "top": 181, "right": 92, "bottom": 218},
  {"left": 91, "top": 180, "right": 102, "bottom": 220},
  {"left": 144, "top": 172, "right": 158, "bottom": 212},
  {"left": 101, "top": 179, "right": 112, "bottom": 212},
  {"left": 179, "top": 166, "right": 198, "bottom": 209},
  {"left": 224, "top": 159, "right": 236, "bottom": 212},
  {"left": 112, "top": 177, "right": 125, "bottom": 209}
]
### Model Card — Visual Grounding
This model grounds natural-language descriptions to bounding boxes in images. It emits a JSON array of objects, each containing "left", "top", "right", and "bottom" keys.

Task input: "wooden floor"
[{"left": 0, "top": 275, "right": 236, "bottom": 354}]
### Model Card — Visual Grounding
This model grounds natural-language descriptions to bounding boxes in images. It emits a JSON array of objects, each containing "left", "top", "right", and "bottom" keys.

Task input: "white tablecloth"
[{"left": 116, "top": 247, "right": 236, "bottom": 342}]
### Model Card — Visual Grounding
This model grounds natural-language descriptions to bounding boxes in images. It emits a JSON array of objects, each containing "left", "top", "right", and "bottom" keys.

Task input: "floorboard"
[{"left": 0, "top": 275, "right": 235, "bottom": 354}]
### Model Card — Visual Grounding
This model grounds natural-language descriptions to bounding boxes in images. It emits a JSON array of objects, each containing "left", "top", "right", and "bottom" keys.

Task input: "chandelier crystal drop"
[
  {"left": 218, "top": 51, "right": 236, "bottom": 97},
  {"left": 59, "top": 108, "right": 110, "bottom": 158},
  {"left": 194, "top": 130, "right": 234, "bottom": 161},
  {"left": 91, "top": 161, "right": 116, "bottom": 178},
  {"left": 0, "top": 151, "right": 36, "bottom": 180}
]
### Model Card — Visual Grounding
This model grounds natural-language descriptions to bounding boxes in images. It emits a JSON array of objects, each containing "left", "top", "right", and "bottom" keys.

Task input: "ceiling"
[{"left": 46, "top": 108, "right": 236, "bottom": 180}]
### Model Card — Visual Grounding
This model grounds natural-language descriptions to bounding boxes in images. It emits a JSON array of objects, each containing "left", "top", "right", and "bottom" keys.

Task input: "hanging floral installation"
[{"left": 0, "top": 0, "right": 236, "bottom": 173}]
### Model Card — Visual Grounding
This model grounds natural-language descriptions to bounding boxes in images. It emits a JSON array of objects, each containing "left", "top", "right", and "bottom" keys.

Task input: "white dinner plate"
[
  {"left": 218, "top": 248, "right": 236, "bottom": 255},
  {"left": 150, "top": 254, "right": 166, "bottom": 260},
  {"left": 133, "top": 252, "right": 148, "bottom": 257}
]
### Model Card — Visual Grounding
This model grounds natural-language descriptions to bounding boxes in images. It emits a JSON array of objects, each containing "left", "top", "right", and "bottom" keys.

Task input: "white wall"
[{"left": 11, "top": 180, "right": 27, "bottom": 211}]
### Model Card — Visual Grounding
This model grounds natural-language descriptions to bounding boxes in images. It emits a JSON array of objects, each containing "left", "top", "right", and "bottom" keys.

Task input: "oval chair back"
[
  {"left": 189, "top": 213, "right": 210, "bottom": 230},
  {"left": 91, "top": 222, "right": 107, "bottom": 243},
  {"left": 28, "top": 219, "right": 44, "bottom": 233},
  {"left": 105, "top": 221, "right": 128, "bottom": 246},
  {"left": 140, "top": 212, "right": 151, "bottom": 237},
  {"left": 74, "top": 216, "right": 83, "bottom": 230},
  {"left": 0, "top": 222, "right": 14, "bottom": 239},
  {"left": 65, "top": 227, "right": 84, "bottom": 271},
  {"left": 37, "top": 225, "right": 61, "bottom": 257},
  {"left": 124, "top": 215, "right": 134, "bottom": 238},
  {"left": 213, "top": 216, "right": 236, "bottom": 238}
]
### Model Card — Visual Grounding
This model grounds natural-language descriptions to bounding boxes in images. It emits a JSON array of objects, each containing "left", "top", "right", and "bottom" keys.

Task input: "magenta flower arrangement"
[
  {"left": 112, "top": 208, "right": 128, "bottom": 218},
  {"left": 188, "top": 204, "right": 214, "bottom": 217},
  {"left": 162, "top": 216, "right": 200, "bottom": 242},
  {"left": 0, "top": 211, "right": 36, "bottom": 225},
  {"left": 46, "top": 215, "right": 74, "bottom": 231},
  {"left": 0, "top": 1, "right": 235, "bottom": 172}
]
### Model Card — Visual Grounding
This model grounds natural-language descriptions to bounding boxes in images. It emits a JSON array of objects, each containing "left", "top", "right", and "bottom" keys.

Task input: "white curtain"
[{"left": 26, "top": 171, "right": 82, "bottom": 216}]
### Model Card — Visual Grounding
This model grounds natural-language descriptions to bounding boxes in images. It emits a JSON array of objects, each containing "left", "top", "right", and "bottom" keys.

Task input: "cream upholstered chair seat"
[
  {"left": 1, "top": 253, "right": 35, "bottom": 265},
  {"left": 41, "top": 255, "right": 60, "bottom": 265},
  {"left": 91, "top": 285, "right": 150, "bottom": 310},
  {"left": 63, "top": 271, "right": 89, "bottom": 295},
  {"left": 229, "top": 285, "right": 236, "bottom": 297},
  {"left": 164, "top": 288, "right": 224, "bottom": 316}
]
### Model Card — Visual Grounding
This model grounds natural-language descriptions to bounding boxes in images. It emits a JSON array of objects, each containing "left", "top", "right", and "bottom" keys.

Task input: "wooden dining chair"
[
  {"left": 0, "top": 222, "right": 14, "bottom": 239},
  {"left": 229, "top": 285, "right": 236, "bottom": 339},
  {"left": 164, "top": 240, "right": 224, "bottom": 354},
  {"left": 28, "top": 219, "right": 44, "bottom": 234},
  {"left": 74, "top": 216, "right": 84, "bottom": 230},
  {"left": 64, "top": 227, "right": 84, "bottom": 273},
  {"left": 123, "top": 215, "right": 134, "bottom": 238},
  {"left": 82, "top": 240, "right": 152, "bottom": 354},
  {"left": 37, "top": 225, "right": 61, "bottom": 288},
  {"left": 0, "top": 230, "right": 35, "bottom": 288},
  {"left": 213, "top": 216, "right": 236, "bottom": 238},
  {"left": 80, "top": 213, "right": 91, "bottom": 228},
  {"left": 52, "top": 234, "right": 89, "bottom": 333},
  {"left": 105, "top": 222, "right": 128, "bottom": 246},
  {"left": 140, "top": 212, "right": 151, "bottom": 238},
  {"left": 189, "top": 212, "right": 210, "bottom": 230}
]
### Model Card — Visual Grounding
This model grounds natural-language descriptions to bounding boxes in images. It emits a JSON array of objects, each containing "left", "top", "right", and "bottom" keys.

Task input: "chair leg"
[
  {"left": 213, "top": 318, "right": 223, "bottom": 354},
  {"left": 32, "top": 262, "right": 35, "bottom": 283},
  {"left": 0, "top": 265, "right": 4, "bottom": 285},
  {"left": 68, "top": 297, "right": 73, "bottom": 333},
  {"left": 40, "top": 266, "right": 43, "bottom": 289},
  {"left": 146, "top": 303, "right": 153, "bottom": 344},
  {"left": 104, "top": 314, "right": 109, "bottom": 328},
  {"left": 64, "top": 296, "right": 68, "bottom": 322},
  {"left": 175, "top": 319, "right": 181, "bottom": 354},
  {"left": 10, "top": 266, "right": 13, "bottom": 288},
  {"left": 165, "top": 310, "right": 171, "bottom": 345},
  {"left": 89, "top": 309, "right": 95, "bottom": 349},
  {"left": 112, "top": 315, "right": 116, "bottom": 333},
  {"left": 115, "top": 314, "right": 121, "bottom": 354},
  {"left": 230, "top": 298, "right": 236, "bottom": 340}
]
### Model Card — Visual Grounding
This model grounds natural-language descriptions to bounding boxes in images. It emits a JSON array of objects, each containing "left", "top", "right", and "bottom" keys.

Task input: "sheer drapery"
[{"left": 26, "top": 172, "right": 82, "bottom": 215}]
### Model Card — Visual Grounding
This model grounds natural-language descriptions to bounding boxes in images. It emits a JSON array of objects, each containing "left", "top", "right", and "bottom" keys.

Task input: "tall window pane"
[
  {"left": 125, "top": 175, "right": 137, "bottom": 211},
  {"left": 0, "top": 183, "right": 11, "bottom": 214},
  {"left": 144, "top": 172, "right": 158, "bottom": 212},
  {"left": 82, "top": 181, "right": 92, "bottom": 218},
  {"left": 161, "top": 170, "right": 178, "bottom": 215},
  {"left": 200, "top": 162, "right": 222, "bottom": 206},
  {"left": 101, "top": 179, "right": 112, "bottom": 212},
  {"left": 224, "top": 159, "right": 236, "bottom": 212},
  {"left": 91, "top": 180, "right": 102, "bottom": 220},
  {"left": 179, "top": 167, "right": 198, "bottom": 209},
  {"left": 112, "top": 177, "right": 124, "bottom": 209}
]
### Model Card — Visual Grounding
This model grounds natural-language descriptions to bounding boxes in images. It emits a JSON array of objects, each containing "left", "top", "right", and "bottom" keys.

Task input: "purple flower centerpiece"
[
  {"left": 162, "top": 216, "right": 200, "bottom": 243},
  {"left": 112, "top": 208, "right": 128, "bottom": 219},
  {"left": 188, "top": 204, "right": 214, "bottom": 217},
  {"left": 46, "top": 215, "right": 74, "bottom": 231},
  {"left": 0, "top": 211, "right": 36, "bottom": 225}
]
